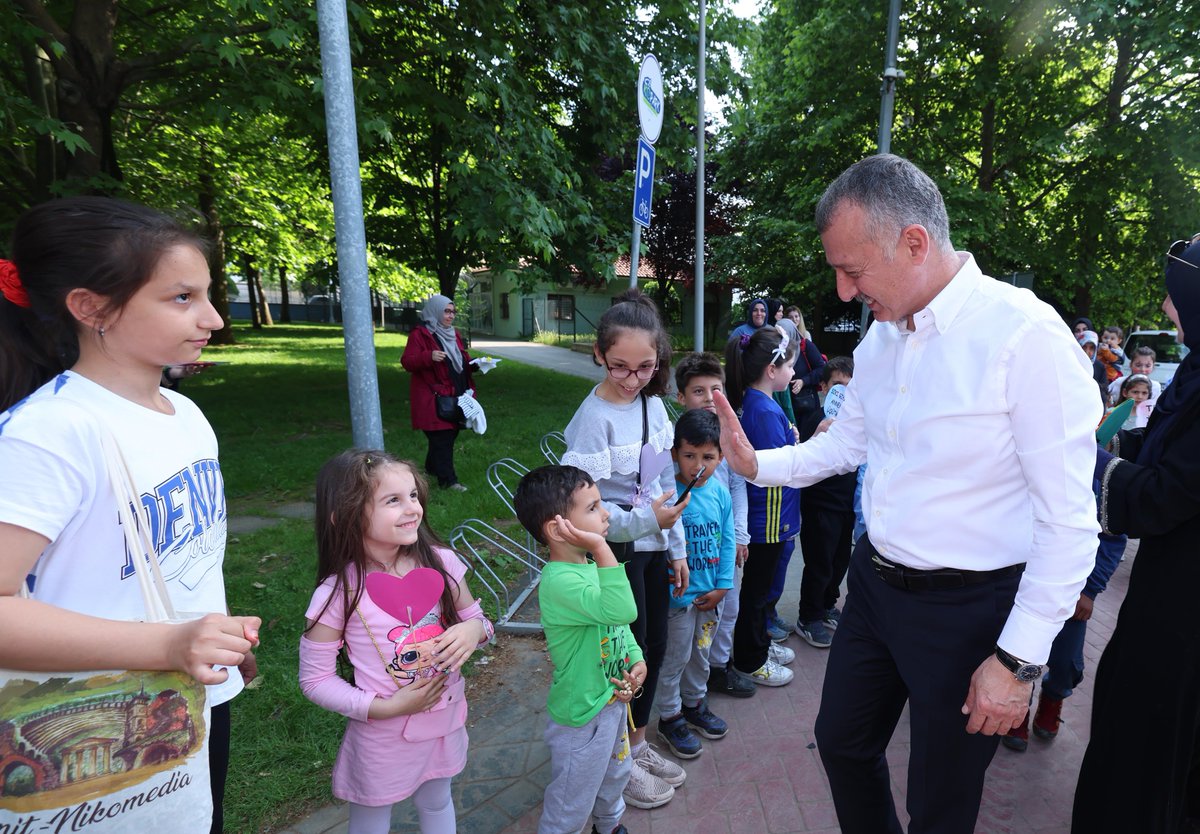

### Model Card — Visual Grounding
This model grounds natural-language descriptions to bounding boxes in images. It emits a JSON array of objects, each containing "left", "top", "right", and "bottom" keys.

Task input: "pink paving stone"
[
  {"left": 652, "top": 812, "right": 732, "bottom": 834},
  {"left": 494, "top": 541, "right": 1136, "bottom": 834},
  {"left": 757, "top": 779, "right": 803, "bottom": 833},
  {"left": 727, "top": 806, "right": 769, "bottom": 834},
  {"left": 714, "top": 754, "right": 789, "bottom": 785},
  {"left": 798, "top": 799, "right": 838, "bottom": 830}
]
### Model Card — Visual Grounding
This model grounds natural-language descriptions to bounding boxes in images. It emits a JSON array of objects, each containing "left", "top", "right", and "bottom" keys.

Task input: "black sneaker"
[
  {"left": 658, "top": 714, "right": 703, "bottom": 759},
  {"left": 591, "top": 826, "right": 628, "bottom": 834},
  {"left": 681, "top": 697, "right": 728, "bottom": 739},
  {"left": 708, "top": 662, "right": 756, "bottom": 698}
]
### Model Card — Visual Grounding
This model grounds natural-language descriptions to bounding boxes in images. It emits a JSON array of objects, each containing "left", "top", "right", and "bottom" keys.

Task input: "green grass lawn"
[{"left": 187, "top": 322, "right": 595, "bottom": 832}]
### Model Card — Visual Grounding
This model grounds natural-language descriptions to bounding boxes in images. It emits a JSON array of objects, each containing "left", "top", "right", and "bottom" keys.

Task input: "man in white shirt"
[{"left": 714, "top": 155, "right": 1101, "bottom": 834}]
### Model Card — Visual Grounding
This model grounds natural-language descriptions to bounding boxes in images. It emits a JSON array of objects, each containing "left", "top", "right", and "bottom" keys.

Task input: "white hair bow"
[{"left": 771, "top": 324, "right": 790, "bottom": 363}]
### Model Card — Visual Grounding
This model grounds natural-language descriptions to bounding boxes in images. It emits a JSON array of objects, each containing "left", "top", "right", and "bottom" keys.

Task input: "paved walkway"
[
  {"left": 285, "top": 535, "right": 1135, "bottom": 834},
  {"left": 470, "top": 337, "right": 606, "bottom": 384},
  {"left": 284, "top": 339, "right": 1130, "bottom": 833}
]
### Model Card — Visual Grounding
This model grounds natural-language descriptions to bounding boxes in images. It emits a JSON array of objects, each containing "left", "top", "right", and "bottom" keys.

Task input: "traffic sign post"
[
  {"left": 633, "top": 137, "right": 655, "bottom": 228},
  {"left": 630, "top": 55, "right": 663, "bottom": 287}
]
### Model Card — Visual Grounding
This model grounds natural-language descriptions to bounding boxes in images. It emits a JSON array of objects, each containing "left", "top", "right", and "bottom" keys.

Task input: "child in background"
[
  {"left": 1112, "top": 373, "right": 1155, "bottom": 429},
  {"left": 657, "top": 410, "right": 736, "bottom": 758},
  {"left": 1079, "top": 330, "right": 1110, "bottom": 408},
  {"left": 299, "top": 450, "right": 493, "bottom": 834},
  {"left": 561, "top": 289, "right": 689, "bottom": 809},
  {"left": 1108, "top": 346, "right": 1162, "bottom": 403},
  {"left": 0, "top": 197, "right": 260, "bottom": 834},
  {"left": 794, "top": 357, "right": 857, "bottom": 649},
  {"left": 672, "top": 353, "right": 755, "bottom": 699},
  {"left": 514, "top": 466, "right": 646, "bottom": 834},
  {"left": 1099, "top": 325, "right": 1126, "bottom": 382},
  {"left": 722, "top": 326, "right": 800, "bottom": 688}
]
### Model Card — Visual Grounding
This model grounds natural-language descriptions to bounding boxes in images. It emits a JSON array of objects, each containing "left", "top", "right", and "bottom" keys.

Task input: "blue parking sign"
[{"left": 632, "top": 137, "right": 655, "bottom": 228}]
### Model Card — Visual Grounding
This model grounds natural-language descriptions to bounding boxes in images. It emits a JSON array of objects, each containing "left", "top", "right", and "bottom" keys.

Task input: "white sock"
[{"left": 631, "top": 740, "right": 648, "bottom": 758}]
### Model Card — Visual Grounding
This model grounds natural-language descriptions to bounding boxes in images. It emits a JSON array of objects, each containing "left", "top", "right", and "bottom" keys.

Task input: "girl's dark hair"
[
  {"left": 307, "top": 449, "right": 463, "bottom": 635},
  {"left": 593, "top": 288, "right": 672, "bottom": 396},
  {"left": 1, "top": 197, "right": 209, "bottom": 411},
  {"left": 1131, "top": 346, "right": 1156, "bottom": 361},
  {"left": 723, "top": 326, "right": 796, "bottom": 411},
  {"left": 1117, "top": 374, "right": 1152, "bottom": 403}
]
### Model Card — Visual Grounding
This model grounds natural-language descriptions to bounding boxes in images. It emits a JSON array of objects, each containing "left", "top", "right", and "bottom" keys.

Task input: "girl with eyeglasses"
[
  {"left": 560, "top": 289, "right": 691, "bottom": 810},
  {"left": 300, "top": 449, "right": 493, "bottom": 834}
]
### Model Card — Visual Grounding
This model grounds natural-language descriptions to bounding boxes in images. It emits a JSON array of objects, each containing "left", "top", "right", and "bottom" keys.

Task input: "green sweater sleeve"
[{"left": 542, "top": 564, "right": 637, "bottom": 627}]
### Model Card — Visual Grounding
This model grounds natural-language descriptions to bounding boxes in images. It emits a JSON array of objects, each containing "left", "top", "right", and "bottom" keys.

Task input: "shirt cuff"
[
  {"left": 752, "top": 447, "right": 794, "bottom": 487},
  {"left": 996, "top": 612, "right": 1062, "bottom": 666}
]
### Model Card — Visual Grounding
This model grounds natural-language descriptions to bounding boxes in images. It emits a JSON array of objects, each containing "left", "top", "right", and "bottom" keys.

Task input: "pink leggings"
[{"left": 347, "top": 777, "right": 455, "bottom": 834}]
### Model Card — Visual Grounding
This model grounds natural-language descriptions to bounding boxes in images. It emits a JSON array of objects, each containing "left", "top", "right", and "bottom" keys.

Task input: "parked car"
[{"left": 1123, "top": 329, "right": 1190, "bottom": 386}]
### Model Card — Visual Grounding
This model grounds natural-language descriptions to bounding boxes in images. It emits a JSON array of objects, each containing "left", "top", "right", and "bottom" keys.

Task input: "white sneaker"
[
  {"left": 635, "top": 742, "right": 687, "bottom": 787},
  {"left": 751, "top": 658, "right": 794, "bottom": 687},
  {"left": 622, "top": 759, "right": 675, "bottom": 809},
  {"left": 768, "top": 642, "right": 796, "bottom": 666}
]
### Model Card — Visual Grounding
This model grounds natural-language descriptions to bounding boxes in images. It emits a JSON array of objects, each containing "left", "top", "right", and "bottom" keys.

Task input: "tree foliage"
[{"left": 720, "top": 0, "right": 1200, "bottom": 330}]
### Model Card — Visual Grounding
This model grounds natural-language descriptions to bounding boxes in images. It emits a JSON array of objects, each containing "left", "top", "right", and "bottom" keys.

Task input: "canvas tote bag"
[{"left": 0, "top": 429, "right": 213, "bottom": 832}]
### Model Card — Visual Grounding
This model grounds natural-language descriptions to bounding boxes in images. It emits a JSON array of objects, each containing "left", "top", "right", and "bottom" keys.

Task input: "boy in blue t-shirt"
[{"left": 656, "top": 408, "right": 737, "bottom": 759}]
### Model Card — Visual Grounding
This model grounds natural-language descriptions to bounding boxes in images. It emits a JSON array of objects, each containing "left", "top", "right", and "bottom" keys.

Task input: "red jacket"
[{"left": 401, "top": 326, "right": 475, "bottom": 431}]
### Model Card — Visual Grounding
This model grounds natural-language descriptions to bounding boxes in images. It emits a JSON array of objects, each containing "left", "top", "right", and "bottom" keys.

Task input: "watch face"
[{"left": 1015, "top": 664, "right": 1042, "bottom": 683}]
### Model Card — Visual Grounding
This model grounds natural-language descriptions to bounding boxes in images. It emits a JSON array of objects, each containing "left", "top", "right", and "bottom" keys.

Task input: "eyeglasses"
[
  {"left": 1167, "top": 239, "right": 1198, "bottom": 269},
  {"left": 444, "top": 307, "right": 457, "bottom": 314},
  {"left": 605, "top": 364, "right": 658, "bottom": 381}
]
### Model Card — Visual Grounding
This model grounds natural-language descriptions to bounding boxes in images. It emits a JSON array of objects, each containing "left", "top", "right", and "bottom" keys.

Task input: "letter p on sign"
[{"left": 633, "top": 136, "right": 655, "bottom": 228}]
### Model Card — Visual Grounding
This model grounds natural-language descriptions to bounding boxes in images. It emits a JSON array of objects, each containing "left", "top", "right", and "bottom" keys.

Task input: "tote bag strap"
[
  {"left": 23, "top": 399, "right": 179, "bottom": 622},
  {"left": 97, "top": 427, "right": 178, "bottom": 622}
]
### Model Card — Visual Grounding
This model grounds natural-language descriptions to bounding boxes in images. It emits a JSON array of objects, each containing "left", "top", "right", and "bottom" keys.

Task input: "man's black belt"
[{"left": 869, "top": 550, "right": 1025, "bottom": 592}]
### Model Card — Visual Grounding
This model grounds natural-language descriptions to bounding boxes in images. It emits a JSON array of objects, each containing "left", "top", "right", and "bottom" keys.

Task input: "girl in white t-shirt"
[
  {"left": 299, "top": 449, "right": 493, "bottom": 834},
  {"left": 0, "top": 197, "right": 260, "bottom": 833}
]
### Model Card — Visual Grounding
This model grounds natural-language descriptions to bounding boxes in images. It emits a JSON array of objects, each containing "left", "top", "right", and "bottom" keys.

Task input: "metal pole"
[
  {"left": 861, "top": 0, "right": 903, "bottom": 339},
  {"left": 694, "top": 0, "right": 706, "bottom": 353},
  {"left": 877, "top": 0, "right": 902, "bottom": 154},
  {"left": 316, "top": 0, "right": 384, "bottom": 449},
  {"left": 629, "top": 224, "right": 641, "bottom": 289}
]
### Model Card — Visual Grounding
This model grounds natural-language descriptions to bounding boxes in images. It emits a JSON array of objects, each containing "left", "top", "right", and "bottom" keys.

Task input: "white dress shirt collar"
[{"left": 895, "top": 252, "right": 980, "bottom": 337}]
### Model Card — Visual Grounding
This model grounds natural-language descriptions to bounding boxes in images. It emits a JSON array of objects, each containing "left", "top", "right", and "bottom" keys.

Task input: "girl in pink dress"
[{"left": 299, "top": 449, "right": 494, "bottom": 834}]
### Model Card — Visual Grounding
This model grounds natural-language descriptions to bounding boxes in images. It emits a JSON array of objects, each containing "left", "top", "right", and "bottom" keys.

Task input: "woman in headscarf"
[
  {"left": 1072, "top": 236, "right": 1200, "bottom": 832},
  {"left": 400, "top": 294, "right": 474, "bottom": 491},
  {"left": 1071, "top": 316, "right": 1095, "bottom": 342},
  {"left": 729, "top": 298, "right": 768, "bottom": 340},
  {"left": 783, "top": 306, "right": 828, "bottom": 421}
]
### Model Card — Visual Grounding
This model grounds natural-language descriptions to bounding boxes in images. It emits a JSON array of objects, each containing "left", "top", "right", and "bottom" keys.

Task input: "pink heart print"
[{"left": 365, "top": 568, "right": 445, "bottom": 625}]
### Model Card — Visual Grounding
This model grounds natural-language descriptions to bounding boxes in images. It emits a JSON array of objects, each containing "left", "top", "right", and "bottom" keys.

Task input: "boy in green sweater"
[{"left": 515, "top": 465, "right": 649, "bottom": 834}]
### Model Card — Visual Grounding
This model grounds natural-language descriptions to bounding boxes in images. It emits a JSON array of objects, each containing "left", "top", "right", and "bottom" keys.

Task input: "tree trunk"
[
  {"left": 56, "top": 0, "right": 121, "bottom": 184},
  {"left": 278, "top": 264, "right": 291, "bottom": 323},
  {"left": 253, "top": 263, "right": 273, "bottom": 326},
  {"left": 198, "top": 139, "right": 234, "bottom": 344},
  {"left": 242, "top": 255, "right": 261, "bottom": 329}
]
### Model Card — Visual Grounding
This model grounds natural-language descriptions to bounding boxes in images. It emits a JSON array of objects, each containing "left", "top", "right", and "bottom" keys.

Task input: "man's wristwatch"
[{"left": 994, "top": 645, "right": 1043, "bottom": 683}]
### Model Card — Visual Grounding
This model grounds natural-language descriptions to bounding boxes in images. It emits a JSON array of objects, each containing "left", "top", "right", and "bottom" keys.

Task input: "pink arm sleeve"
[
  {"left": 298, "top": 635, "right": 376, "bottom": 721},
  {"left": 456, "top": 598, "right": 495, "bottom": 646}
]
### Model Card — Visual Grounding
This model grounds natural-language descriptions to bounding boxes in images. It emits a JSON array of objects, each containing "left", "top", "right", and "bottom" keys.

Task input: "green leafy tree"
[{"left": 720, "top": 0, "right": 1200, "bottom": 331}]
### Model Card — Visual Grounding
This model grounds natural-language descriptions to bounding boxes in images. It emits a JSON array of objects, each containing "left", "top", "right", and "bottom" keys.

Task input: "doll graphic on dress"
[{"left": 364, "top": 568, "right": 447, "bottom": 686}]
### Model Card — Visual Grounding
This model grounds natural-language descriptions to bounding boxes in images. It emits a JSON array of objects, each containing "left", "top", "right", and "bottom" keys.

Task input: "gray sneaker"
[
  {"left": 622, "top": 758, "right": 675, "bottom": 809},
  {"left": 634, "top": 742, "right": 687, "bottom": 787}
]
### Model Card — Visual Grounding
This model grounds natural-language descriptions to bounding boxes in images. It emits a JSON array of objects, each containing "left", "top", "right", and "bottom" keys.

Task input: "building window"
[
  {"left": 547, "top": 294, "right": 574, "bottom": 322},
  {"left": 500, "top": 292, "right": 510, "bottom": 319}
]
